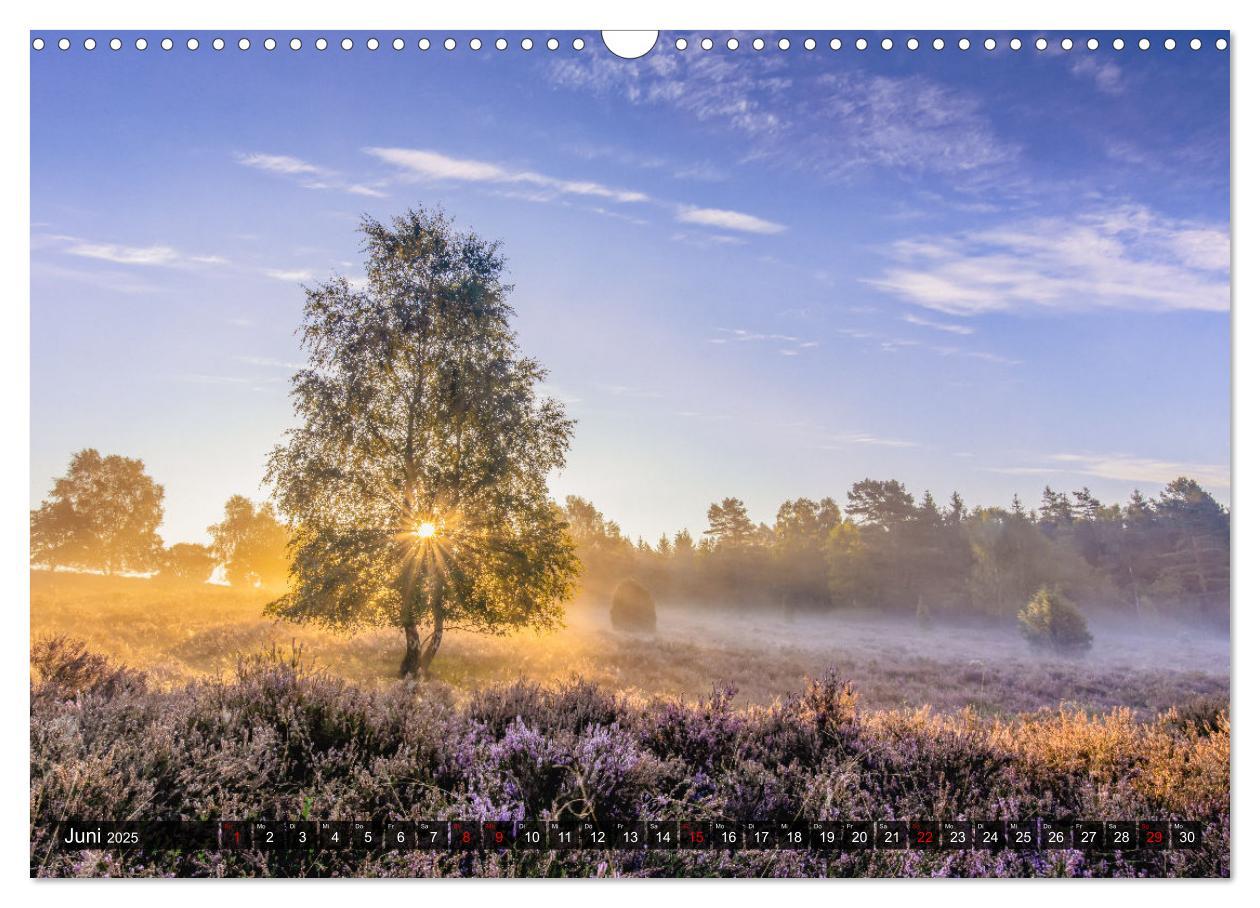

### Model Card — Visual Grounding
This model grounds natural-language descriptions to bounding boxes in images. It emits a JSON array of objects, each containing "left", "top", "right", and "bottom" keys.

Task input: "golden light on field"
[{"left": 415, "top": 521, "right": 438, "bottom": 540}]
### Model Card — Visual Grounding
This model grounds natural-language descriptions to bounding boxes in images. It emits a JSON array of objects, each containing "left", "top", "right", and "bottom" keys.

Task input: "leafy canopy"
[
  {"left": 30, "top": 448, "right": 164, "bottom": 574},
  {"left": 208, "top": 495, "right": 290, "bottom": 588},
  {"left": 265, "top": 207, "right": 579, "bottom": 637}
]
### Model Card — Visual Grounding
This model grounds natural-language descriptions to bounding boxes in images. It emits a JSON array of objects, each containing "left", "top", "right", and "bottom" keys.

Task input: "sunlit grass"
[{"left": 29, "top": 571, "right": 1227, "bottom": 718}]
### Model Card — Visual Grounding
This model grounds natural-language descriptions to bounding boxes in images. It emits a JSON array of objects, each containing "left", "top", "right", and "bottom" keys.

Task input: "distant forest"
[
  {"left": 29, "top": 452, "right": 1230, "bottom": 632},
  {"left": 565, "top": 477, "right": 1229, "bottom": 631}
]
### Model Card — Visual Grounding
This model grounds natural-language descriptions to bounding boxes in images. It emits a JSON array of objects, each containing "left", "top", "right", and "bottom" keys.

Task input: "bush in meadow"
[
  {"left": 610, "top": 578, "right": 656, "bottom": 633},
  {"left": 1018, "top": 587, "right": 1093, "bottom": 656}
]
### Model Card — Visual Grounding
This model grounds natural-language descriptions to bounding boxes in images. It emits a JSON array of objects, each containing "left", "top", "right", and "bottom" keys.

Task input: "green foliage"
[
  {"left": 29, "top": 448, "right": 164, "bottom": 574},
  {"left": 610, "top": 578, "right": 657, "bottom": 632},
  {"left": 773, "top": 498, "right": 839, "bottom": 609},
  {"left": 1017, "top": 587, "right": 1093, "bottom": 655},
  {"left": 264, "top": 206, "right": 579, "bottom": 676},
  {"left": 825, "top": 519, "right": 870, "bottom": 608},
  {"left": 208, "top": 496, "right": 290, "bottom": 588},
  {"left": 571, "top": 475, "right": 1226, "bottom": 630},
  {"left": 158, "top": 543, "right": 215, "bottom": 584},
  {"left": 845, "top": 479, "right": 916, "bottom": 530},
  {"left": 704, "top": 497, "right": 758, "bottom": 549}
]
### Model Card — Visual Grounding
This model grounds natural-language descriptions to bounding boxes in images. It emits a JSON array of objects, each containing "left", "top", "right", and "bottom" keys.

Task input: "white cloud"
[
  {"left": 834, "top": 324, "right": 1017, "bottom": 366},
  {"left": 64, "top": 240, "right": 227, "bottom": 269},
  {"left": 841, "top": 430, "right": 922, "bottom": 448},
  {"left": 902, "top": 313, "right": 975, "bottom": 335},
  {"left": 365, "top": 146, "right": 649, "bottom": 204},
  {"left": 550, "top": 51, "right": 1017, "bottom": 183},
  {"left": 68, "top": 243, "right": 180, "bottom": 266},
  {"left": 264, "top": 268, "right": 315, "bottom": 282},
  {"left": 708, "top": 328, "right": 816, "bottom": 354},
  {"left": 867, "top": 205, "right": 1230, "bottom": 316},
  {"left": 677, "top": 206, "right": 786, "bottom": 235},
  {"left": 989, "top": 454, "right": 1228, "bottom": 490},
  {"left": 32, "top": 262, "right": 161, "bottom": 295},
  {"left": 670, "top": 231, "right": 747, "bottom": 249},
  {"left": 238, "top": 151, "right": 388, "bottom": 198},
  {"left": 362, "top": 146, "right": 784, "bottom": 238},
  {"left": 1070, "top": 57, "right": 1126, "bottom": 95},
  {"left": 1048, "top": 453, "right": 1229, "bottom": 489},
  {"left": 237, "top": 152, "right": 324, "bottom": 176}
]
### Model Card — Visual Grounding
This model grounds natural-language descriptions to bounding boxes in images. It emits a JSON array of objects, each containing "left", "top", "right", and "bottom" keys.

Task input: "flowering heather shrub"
[{"left": 30, "top": 643, "right": 1228, "bottom": 878}]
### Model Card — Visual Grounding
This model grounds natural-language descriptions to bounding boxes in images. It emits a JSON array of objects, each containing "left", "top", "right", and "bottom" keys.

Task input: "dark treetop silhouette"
[{"left": 265, "top": 206, "right": 579, "bottom": 679}]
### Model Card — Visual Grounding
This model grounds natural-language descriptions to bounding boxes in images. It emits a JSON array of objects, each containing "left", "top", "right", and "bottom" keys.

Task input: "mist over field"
[{"left": 30, "top": 569, "right": 1227, "bottom": 717}]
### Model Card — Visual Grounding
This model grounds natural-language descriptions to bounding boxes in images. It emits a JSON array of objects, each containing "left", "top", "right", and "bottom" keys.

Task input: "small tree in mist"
[
  {"left": 266, "top": 206, "right": 579, "bottom": 679},
  {"left": 159, "top": 543, "right": 215, "bottom": 584},
  {"left": 1018, "top": 586, "right": 1093, "bottom": 655},
  {"left": 208, "top": 496, "right": 290, "bottom": 588},
  {"left": 30, "top": 449, "right": 164, "bottom": 574},
  {"left": 610, "top": 577, "right": 656, "bottom": 632},
  {"left": 704, "top": 498, "right": 758, "bottom": 549}
]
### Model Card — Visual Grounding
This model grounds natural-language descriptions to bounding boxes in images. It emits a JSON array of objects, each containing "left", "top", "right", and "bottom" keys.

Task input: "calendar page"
[{"left": 27, "top": 25, "right": 1230, "bottom": 880}]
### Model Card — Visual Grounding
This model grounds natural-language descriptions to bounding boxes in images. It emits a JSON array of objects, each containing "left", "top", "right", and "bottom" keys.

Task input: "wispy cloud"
[
  {"left": 362, "top": 146, "right": 784, "bottom": 239},
  {"left": 810, "top": 431, "right": 920, "bottom": 451},
  {"left": 538, "top": 382, "right": 583, "bottom": 405},
  {"left": 565, "top": 141, "right": 727, "bottom": 183},
  {"left": 66, "top": 241, "right": 226, "bottom": 268},
  {"left": 264, "top": 268, "right": 315, "bottom": 282},
  {"left": 935, "top": 347, "right": 1021, "bottom": 366},
  {"left": 708, "top": 327, "right": 817, "bottom": 354},
  {"left": 550, "top": 50, "right": 1018, "bottom": 184},
  {"left": 365, "top": 147, "right": 649, "bottom": 204},
  {"left": 866, "top": 205, "right": 1230, "bottom": 316},
  {"left": 844, "top": 432, "right": 920, "bottom": 448},
  {"left": 1049, "top": 453, "right": 1229, "bottom": 489},
  {"left": 834, "top": 325, "right": 1017, "bottom": 366},
  {"left": 902, "top": 313, "right": 975, "bottom": 335},
  {"left": 670, "top": 231, "right": 746, "bottom": 249},
  {"left": 989, "top": 453, "right": 1228, "bottom": 490},
  {"left": 174, "top": 373, "right": 252, "bottom": 386},
  {"left": 677, "top": 206, "right": 785, "bottom": 235},
  {"left": 237, "top": 151, "right": 387, "bottom": 198},
  {"left": 237, "top": 152, "right": 323, "bottom": 176},
  {"left": 32, "top": 262, "right": 161, "bottom": 295},
  {"left": 1070, "top": 57, "right": 1126, "bottom": 96}
]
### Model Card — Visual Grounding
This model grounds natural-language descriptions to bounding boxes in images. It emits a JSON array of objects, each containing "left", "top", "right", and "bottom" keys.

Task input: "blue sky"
[{"left": 30, "top": 31, "right": 1231, "bottom": 545}]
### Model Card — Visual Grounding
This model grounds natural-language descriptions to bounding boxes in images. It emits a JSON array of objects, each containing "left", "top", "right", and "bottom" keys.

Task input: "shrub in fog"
[
  {"left": 610, "top": 578, "right": 656, "bottom": 633},
  {"left": 1017, "top": 586, "right": 1093, "bottom": 655}
]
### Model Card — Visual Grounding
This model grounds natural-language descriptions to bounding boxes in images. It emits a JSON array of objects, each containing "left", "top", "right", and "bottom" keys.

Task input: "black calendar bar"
[{"left": 45, "top": 819, "right": 1203, "bottom": 851}]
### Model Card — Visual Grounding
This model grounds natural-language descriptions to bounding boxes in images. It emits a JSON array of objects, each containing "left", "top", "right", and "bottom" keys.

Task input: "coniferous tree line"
[{"left": 563, "top": 476, "right": 1230, "bottom": 630}]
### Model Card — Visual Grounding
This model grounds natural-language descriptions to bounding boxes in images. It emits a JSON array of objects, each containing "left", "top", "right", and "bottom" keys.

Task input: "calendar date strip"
[{"left": 47, "top": 819, "right": 1203, "bottom": 852}]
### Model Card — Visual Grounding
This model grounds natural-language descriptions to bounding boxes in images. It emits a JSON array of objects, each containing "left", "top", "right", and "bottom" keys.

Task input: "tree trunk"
[
  {"left": 400, "top": 622, "right": 422, "bottom": 678},
  {"left": 399, "top": 601, "right": 445, "bottom": 680},
  {"left": 418, "top": 603, "right": 444, "bottom": 681}
]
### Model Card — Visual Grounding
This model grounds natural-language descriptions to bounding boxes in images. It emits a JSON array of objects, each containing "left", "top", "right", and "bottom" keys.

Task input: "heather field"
[
  {"left": 28, "top": 572, "right": 1228, "bottom": 715},
  {"left": 29, "top": 572, "right": 1229, "bottom": 878}
]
